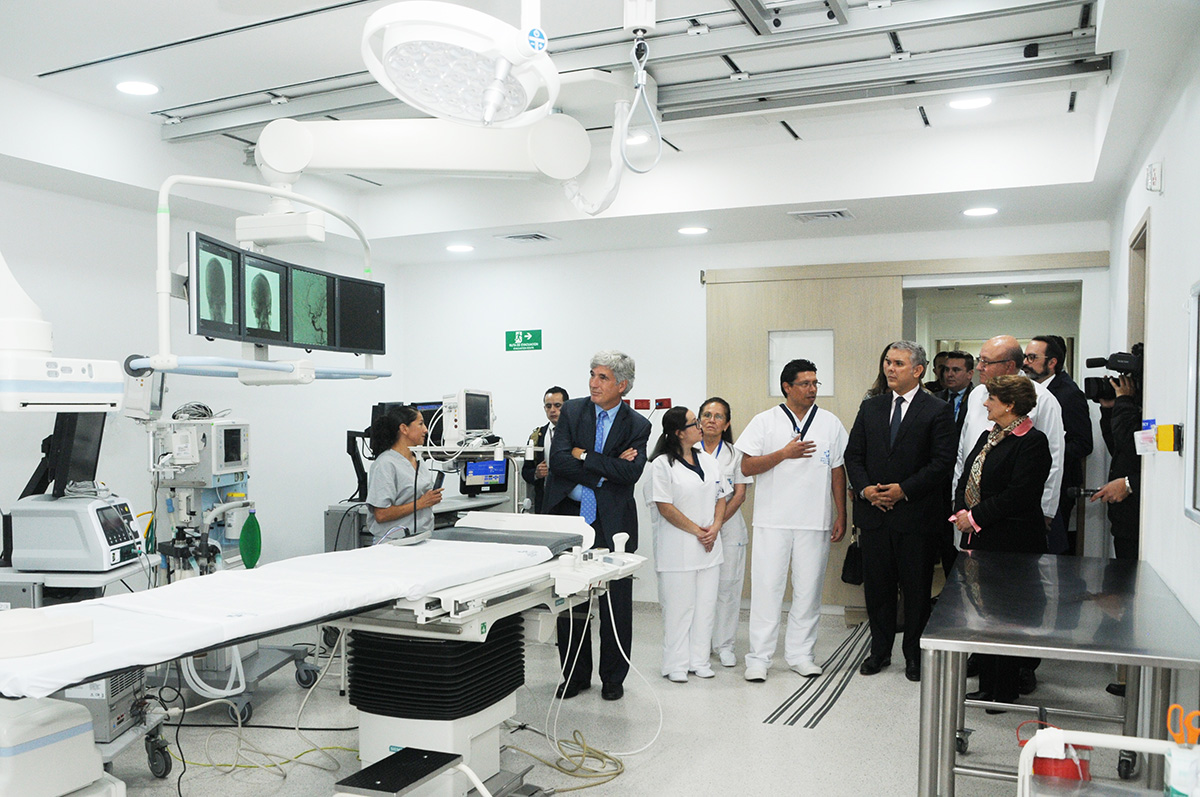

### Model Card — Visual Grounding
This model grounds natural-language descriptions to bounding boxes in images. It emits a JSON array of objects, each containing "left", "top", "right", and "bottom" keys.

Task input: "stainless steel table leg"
[
  {"left": 919, "top": 648, "right": 940, "bottom": 797},
  {"left": 1147, "top": 667, "right": 1171, "bottom": 790},
  {"left": 1123, "top": 666, "right": 1140, "bottom": 737},
  {"left": 939, "top": 651, "right": 964, "bottom": 797}
]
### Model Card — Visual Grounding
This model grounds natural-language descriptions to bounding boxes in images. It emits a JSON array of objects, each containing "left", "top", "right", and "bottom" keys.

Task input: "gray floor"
[{"left": 113, "top": 604, "right": 1130, "bottom": 796}]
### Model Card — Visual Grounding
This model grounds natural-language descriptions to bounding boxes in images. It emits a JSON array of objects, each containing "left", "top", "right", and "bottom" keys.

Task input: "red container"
[{"left": 1017, "top": 720, "right": 1092, "bottom": 781}]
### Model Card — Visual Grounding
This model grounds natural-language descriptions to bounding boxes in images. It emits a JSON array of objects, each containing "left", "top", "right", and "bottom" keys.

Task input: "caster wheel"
[
  {"left": 296, "top": 666, "right": 318, "bottom": 689},
  {"left": 148, "top": 746, "right": 172, "bottom": 779},
  {"left": 228, "top": 701, "right": 252, "bottom": 725},
  {"left": 1117, "top": 750, "right": 1137, "bottom": 780},
  {"left": 322, "top": 626, "right": 341, "bottom": 649},
  {"left": 956, "top": 735, "right": 969, "bottom": 755}
]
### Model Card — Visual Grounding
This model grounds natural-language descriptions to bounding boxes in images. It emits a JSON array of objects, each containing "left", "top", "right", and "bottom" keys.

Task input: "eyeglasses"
[
  {"left": 684, "top": 420, "right": 703, "bottom": 430},
  {"left": 544, "top": 402, "right": 563, "bottom": 409},
  {"left": 1022, "top": 353, "right": 1042, "bottom": 362},
  {"left": 700, "top": 411, "right": 727, "bottom": 421},
  {"left": 976, "top": 357, "right": 1014, "bottom": 367},
  {"left": 790, "top": 380, "right": 821, "bottom": 389}
]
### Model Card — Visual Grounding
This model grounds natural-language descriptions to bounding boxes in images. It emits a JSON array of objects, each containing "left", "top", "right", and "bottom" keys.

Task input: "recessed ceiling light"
[
  {"left": 963, "top": 207, "right": 998, "bottom": 217},
  {"left": 988, "top": 296, "right": 1012, "bottom": 305},
  {"left": 678, "top": 226, "right": 708, "bottom": 235},
  {"left": 116, "top": 81, "right": 159, "bottom": 96},
  {"left": 446, "top": 244, "right": 474, "bottom": 253},
  {"left": 949, "top": 97, "right": 991, "bottom": 110}
]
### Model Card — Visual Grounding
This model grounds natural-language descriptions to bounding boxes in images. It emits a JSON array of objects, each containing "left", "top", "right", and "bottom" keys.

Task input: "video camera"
[{"left": 1083, "top": 343, "right": 1143, "bottom": 402}]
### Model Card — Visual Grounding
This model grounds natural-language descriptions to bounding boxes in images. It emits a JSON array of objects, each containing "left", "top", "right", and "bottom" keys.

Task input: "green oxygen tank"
[{"left": 239, "top": 509, "right": 262, "bottom": 569}]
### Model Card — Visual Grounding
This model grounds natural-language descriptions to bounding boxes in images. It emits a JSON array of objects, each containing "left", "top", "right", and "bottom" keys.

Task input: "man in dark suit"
[
  {"left": 521, "top": 386, "right": 568, "bottom": 513},
  {"left": 845, "top": 341, "right": 957, "bottom": 682},
  {"left": 1024, "top": 335, "right": 1093, "bottom": 554},
  {"left": 545, "top": 351, "right": 651, "bottom": 701},
  {"left": 933, "top": 350, "right": 975, "bottom": 576}
]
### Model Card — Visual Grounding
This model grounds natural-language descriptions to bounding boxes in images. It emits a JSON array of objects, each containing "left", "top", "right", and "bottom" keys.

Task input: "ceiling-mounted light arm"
[{"left": 563, "top": 100, "right": 632, "bottom": 216}]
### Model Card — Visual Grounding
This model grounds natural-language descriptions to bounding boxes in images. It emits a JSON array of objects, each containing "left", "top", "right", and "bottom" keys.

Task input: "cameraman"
[{"left": 1090, "top": 373, "right": 1141, "bottom": 560}]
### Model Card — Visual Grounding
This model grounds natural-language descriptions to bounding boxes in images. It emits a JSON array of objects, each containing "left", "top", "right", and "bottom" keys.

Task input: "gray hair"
[
  {"left": 591, "top": 350, "right": 636, "bottom": 395},
  {"left": 886, "top": 340, "right": 928, "bottom": 371}
]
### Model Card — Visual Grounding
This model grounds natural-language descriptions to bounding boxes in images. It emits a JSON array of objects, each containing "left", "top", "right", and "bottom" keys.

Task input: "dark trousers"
[
  {"left": 1113, "top": 534, "right": 1139, "bottom": 560},
  {"left": 557, "top": 575, "right": 632, "bottom": 686},
  {"left": 977, "top": 653, "right": 1020, "bottom": 701},
  {"left": 860, "top": 524, "right": 934, "bottom": 663}
]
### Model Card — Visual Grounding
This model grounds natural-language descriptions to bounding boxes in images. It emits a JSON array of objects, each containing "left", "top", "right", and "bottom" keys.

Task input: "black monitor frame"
[
  {"left": 336, "top": 275, "right": 386, "bottom": 356},
  {"left": 240, "top": 250, "right": 290, "bottom": 346},
  {"left": 289, "top": 263, "right": 338, "bottom": 352},
  {"left": 188, "top": 232, "right": 242, "bottom": 342},
  {"left": 459, "top": 459, "right": 509, "bottom": 496},
  {"left": 20, "top": 412, "right": 107, "bottom": 500}
]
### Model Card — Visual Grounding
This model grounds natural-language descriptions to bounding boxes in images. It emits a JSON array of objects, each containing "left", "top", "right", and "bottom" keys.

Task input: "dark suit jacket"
[
  {"left": 521, "top": 422, "right": 550, "bottom": 513},
  {"left": 544, "top": 398, "right": 651, "bottom": 551},
  {"left": 1046, "top": 371, "right": 1093, "bottom": 493},
  {"left": 845, "top": 389, "right": 957, "bottom": 535},
  {"left": 954, "top": 426, "right": 1051, "bottom": 554},
  {"left": 936, "top": 383, "right": 975, "bottom": 433}
]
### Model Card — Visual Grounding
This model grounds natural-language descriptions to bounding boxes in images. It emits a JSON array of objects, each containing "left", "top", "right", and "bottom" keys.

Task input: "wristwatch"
[
  {"left": 1124, "top": 476, "right": 1132, "bottom": 495},
  {"left": 579, "top": 451, "right": 587, "bottom": 462}
]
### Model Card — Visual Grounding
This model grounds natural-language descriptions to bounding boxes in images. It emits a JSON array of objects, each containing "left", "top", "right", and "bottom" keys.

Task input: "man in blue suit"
[
  {"left": 545, "top": 350, "right": 651, "bottom": 701},
  {"left": 845, "top": 341, "right": 957, "bottom": 683}
]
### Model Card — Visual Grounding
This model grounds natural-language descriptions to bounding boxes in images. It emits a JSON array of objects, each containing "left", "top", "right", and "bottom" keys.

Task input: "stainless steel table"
[{"left": 918, "top": 552, "right": 1200, "bottom": 796}]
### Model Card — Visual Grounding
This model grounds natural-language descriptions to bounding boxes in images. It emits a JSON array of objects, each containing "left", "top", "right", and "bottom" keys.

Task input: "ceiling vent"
[
  {"left": 788, "top": 208, "right": 855, "bottom": 223},
  {"left": 496, "top": 232, "right": 558, "bottom": 243}
]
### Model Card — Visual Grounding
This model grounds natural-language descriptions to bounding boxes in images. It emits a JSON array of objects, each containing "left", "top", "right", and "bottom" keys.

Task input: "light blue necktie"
[{"left": 579, "top": 409, "right": 609, "bottom": 525}]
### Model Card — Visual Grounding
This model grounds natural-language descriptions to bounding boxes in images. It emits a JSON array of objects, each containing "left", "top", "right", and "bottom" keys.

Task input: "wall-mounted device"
[
  {"left": 442, "top": 389, "right": 494, "bottom": 446},
  {"left": 10, "top": 495, "right": 142, "bottom": 572},
  {"left": 153, "top": 419, "right": 250, "bottom": 488},
  {"left": 460, "top": 459, "right": 508, "bottom": 496}
]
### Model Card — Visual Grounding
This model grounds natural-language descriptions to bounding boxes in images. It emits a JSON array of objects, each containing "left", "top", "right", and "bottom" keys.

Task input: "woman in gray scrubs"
[{"left": 366, "top": 405, "right": 443, "bottom": 543}]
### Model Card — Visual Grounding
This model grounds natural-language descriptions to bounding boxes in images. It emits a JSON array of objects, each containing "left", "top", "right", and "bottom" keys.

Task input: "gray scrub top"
[{"left": 366, "top": 449, "right": 437, "bottom": 542}]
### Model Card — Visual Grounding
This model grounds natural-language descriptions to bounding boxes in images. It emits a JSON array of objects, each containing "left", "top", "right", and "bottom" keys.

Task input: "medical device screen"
[
  {"left": 189, "top": 232, "right": 241, "bottom": 342},
  {"left": 460, "top": 459, "right": 508, "bottom": 495},
  {"left": 336, "top": 277, "right": 385, "bottom": 355},
  {"left": 50, "top": 412, "right": 107, "bottom": 498},
  {"left": 290, "top": 266, "right": 336, "bottom": 350},
  {"left": 464, "top": 391, "right": 491, "bottom": 433},
  {"left": 241, "top": 253, "right": 289, "bottom": 344}
]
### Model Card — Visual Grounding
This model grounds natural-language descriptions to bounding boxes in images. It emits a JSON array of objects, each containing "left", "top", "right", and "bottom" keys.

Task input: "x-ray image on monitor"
[
  {"left": 189, "top": 233, "right": 241, "bottom": 341},
  {"left": 290, "top": 267, "right": 336, "bottom": 350},
  {"left": 242, "top": 254, "right": 288, "bottom": 343}
]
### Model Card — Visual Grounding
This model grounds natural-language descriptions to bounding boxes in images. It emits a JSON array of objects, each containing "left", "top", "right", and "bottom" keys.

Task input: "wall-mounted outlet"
[
  {"left": 634, "top": 398, "right": 651, "bottom": 410},
  {"left": 655, "top": 398, "right": 672, "bottom": 409}
]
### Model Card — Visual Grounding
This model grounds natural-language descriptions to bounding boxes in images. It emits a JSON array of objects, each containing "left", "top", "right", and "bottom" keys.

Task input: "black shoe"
[
  {"left": 1106, "top": 682, "right": 1126, "bottom": 697},
  {"left": 986, "top": 695, "right": 1018, "bottom": 715},
  {"left": 601, "top": 682, "right": 623, "bottom": 701},
  {"left": 1018, "top": 667, "right": 1037, "bottom": 695},
  {"left": 965, "top": 689, "right": 994, "bottom": 701},
  {"left": 859, "top": 656, "right": 891, "bottom": 676},
  {"left": 905, "top": 659, "right": 921, "bottom": 682},
  {"left": 966, "top": 653, "right": 980, "bottom": 678},
  {"left": 555, "top": 681, "right": 590, "bottom": 699}
]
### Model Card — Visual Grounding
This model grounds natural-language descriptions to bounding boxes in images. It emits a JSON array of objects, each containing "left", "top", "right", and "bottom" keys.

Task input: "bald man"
[{"left": 953, "top": 335, "right": 1066, "bottom": 529}]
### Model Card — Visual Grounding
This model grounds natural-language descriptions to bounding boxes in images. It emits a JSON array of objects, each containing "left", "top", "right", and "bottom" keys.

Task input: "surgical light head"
[{"left": 362, "top": 1, "right": 559, "bottom": 128}]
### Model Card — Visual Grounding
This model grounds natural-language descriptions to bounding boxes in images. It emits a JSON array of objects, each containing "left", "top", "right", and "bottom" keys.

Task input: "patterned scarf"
[{"left": 964, "top": 415, "right": 1028, "bottom": 508}]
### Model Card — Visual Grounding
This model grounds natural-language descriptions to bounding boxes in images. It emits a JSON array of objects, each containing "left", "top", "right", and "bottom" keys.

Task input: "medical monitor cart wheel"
[
  {"left": 295, "top": 662, "right": 319, "bottom": 688},
  {"left": 956, "top": 730, "right": 971, "bottom": 755},
  {"left": 228, "top": 698, "right": 253, "bottom": 725},
  {"left": 146, "top": 733, "right": 172, "bottom": 779},
  {"left": 1117, "top": 749, "right": 1139, "bottom": 779}
]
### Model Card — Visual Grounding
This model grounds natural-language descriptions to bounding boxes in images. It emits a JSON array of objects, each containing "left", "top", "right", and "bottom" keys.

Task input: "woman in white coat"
[
  {"left": 645, "top": 406, "right": 730, "bottom": 682},
  {"left": 697, "top": 397, "right": 753, "bottom": 668}
]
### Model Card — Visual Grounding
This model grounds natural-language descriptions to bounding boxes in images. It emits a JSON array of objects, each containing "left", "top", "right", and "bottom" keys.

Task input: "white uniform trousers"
[
  {"left": 658, "top": 566, "right": 721, "bottom": 676},
  {"left": 711, "top": 542, "right": 746, "bottom": 655},
  {"left": 746, "top": 526, "right": 830, "bottom": 668}
]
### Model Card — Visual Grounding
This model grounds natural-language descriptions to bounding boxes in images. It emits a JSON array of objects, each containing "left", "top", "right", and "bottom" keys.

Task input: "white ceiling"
[{"left": 1, "top": 0, "right": 1197, "bottom": 263}]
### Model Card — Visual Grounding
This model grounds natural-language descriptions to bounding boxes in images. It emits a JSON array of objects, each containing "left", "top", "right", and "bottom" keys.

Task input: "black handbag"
[{"left": 841, "top": 531, "right": 864, "bottom": 585}]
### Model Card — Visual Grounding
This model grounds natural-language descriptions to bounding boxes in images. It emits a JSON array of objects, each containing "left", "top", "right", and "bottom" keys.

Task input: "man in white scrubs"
[{"left": 735, "top": 359, "right": 848, "bottom": 682}]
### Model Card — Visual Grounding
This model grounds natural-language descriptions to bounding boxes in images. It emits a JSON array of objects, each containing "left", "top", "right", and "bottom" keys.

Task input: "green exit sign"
[{"left": 506, "top": 329, "right": 542, "bottom": 351}]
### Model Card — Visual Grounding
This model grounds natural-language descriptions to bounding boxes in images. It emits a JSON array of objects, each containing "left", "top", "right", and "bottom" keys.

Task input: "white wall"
[{"left": 1107, "top": 39, "right": 1200, "bottom": 621}]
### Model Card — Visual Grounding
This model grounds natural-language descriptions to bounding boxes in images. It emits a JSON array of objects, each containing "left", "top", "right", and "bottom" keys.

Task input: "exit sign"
[{"left": 506, "top": 329, "right": 542, "bottom": 351}]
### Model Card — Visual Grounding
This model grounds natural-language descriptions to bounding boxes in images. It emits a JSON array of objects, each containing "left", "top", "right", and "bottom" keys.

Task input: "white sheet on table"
[{"left": 0, "top": 540, "right": 552, "bottom": 698}]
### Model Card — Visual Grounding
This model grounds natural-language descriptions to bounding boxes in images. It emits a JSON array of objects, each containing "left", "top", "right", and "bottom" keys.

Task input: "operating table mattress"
[{"left": 0, "top": 539, "right": 552, "bottom": 699}]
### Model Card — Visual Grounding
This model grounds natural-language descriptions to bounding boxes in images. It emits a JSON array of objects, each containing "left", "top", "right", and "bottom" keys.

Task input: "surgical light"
[{"left": 362, "top": 1, "right": 559, "bottom": 128}]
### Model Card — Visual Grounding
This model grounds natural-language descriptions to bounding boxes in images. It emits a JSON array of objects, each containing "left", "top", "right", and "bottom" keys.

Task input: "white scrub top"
[
  {"left": 696, "top": 439, "right": 752, "bottom": 546},
  {"left": 734, "top": 405, "right": 848, "bottom": 531},
  {"left": 645, "top": 450, "right": 730, "bottom": 572}
]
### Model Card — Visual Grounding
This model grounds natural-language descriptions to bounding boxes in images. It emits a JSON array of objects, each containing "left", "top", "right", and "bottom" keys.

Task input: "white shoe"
[
  {"left": 718, "top": 650, "right": 737, "bottom": 667},
  {"left": 692, "top": 667, "right": 715, "bottom": 679},
  {"left": 668, "top": 671, "right": 688, "bottom": 683},
  {"left": 790, "top": 659, "right": 823, "bottom": 678},
  {"left": 744, "top": 663, "right": 767, "bottom": 682}
]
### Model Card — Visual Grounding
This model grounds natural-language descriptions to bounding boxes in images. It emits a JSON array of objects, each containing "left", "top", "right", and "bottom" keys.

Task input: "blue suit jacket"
[{"left": 544, "top": 398, "right": 651, "bottom": 551}]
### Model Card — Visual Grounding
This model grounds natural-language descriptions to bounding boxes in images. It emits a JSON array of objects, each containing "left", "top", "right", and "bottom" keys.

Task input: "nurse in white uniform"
[
  {"left": 697, "top": 397, "right": 753, "bottom": 668},
  {"left": 645, "top": 406, "right": 730, "bottom": 682}
]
